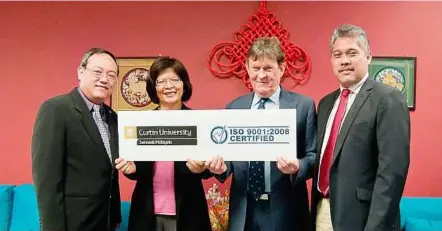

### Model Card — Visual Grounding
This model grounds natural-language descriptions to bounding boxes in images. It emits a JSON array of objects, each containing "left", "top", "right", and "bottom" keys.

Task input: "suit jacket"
[
  {"left": 125, "top": 104, "right": 212, "bottom": 231},
  {"left": 217, "top": 87, "right": 317, "bottom": 231},
  {"left": 32, "top": 88, "right": 121, "bottom": 231},
  {"left": 311, "top": 79, "right": 410, "bottom": 231}
]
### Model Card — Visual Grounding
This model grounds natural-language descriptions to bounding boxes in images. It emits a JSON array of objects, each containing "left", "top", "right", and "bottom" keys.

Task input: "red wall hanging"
[{"left": 206, "top": 1, "right": 312, "bottom": 90}]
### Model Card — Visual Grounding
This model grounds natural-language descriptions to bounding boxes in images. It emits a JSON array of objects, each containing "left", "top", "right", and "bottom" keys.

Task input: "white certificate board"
[{"left": 118, "top": 109, "right": 297, "bottom": 161}]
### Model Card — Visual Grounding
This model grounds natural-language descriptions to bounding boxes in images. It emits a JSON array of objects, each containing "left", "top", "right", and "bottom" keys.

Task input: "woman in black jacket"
[{"left": 115, "top": 57, "right": 212, "bottom": 231}]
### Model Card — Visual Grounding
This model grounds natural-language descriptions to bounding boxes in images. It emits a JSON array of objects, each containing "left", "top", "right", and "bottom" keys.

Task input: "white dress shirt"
[
  {"left": 250, "top": 86, "right": 281, "bottom": 192},
  {"left": 317, "top": 73, "right": 369, "bottom": 191}
]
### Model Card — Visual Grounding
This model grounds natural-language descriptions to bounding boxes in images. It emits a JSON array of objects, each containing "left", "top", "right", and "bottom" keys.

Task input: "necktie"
[
  {"left": 257, "top": 98, "right": 268, "bottom": 110},
  {"left": 318, "top": 89, "right": 350, "bottom": 196},
  {"left": 92, "top": 105, "right": 112, "bottom": 162},
  {"left": 249, "top": 98, "right": 269, "bottom": 200}
]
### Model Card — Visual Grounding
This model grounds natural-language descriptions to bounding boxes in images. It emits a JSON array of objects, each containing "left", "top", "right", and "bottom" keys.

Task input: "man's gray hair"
[{"left": 330, "top": 24, "right": 370, "bottom": 54}]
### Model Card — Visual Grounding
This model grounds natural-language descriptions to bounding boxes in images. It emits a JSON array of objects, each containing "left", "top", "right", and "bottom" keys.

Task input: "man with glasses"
[{"left": 32, "top": 48, "right": 122, "bottom": 231}]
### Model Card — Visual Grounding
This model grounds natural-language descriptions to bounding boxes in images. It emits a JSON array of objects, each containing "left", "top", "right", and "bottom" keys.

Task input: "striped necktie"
[{"left": 92, "top": 104, "right": 112, "bottom": 162}]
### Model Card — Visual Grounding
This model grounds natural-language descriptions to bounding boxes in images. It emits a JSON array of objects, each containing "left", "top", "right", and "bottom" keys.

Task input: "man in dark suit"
[
  {"left": 206, "top": 37, "right": 317, "bottom": 231},
  {"left": 311, "top": 24, "right": 410, "bottom": 231},
  {"left": 32, "top": 48, "right": 121, "bottom": 231}
]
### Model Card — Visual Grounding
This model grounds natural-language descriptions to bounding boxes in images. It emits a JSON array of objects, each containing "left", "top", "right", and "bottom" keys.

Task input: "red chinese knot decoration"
[{"left": 206, "top": 2, "right": 312, "bottom": 90}]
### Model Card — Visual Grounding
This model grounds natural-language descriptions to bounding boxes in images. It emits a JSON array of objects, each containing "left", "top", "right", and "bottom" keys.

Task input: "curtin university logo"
[{"left": 210, "top": 125, "right": 228, "bottom": 144}]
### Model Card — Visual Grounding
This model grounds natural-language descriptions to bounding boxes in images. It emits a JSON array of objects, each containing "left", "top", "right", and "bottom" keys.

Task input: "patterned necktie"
[
  {"left": 318, "top": 89, "right": 351, "bottom": 196},
  {"left": 92, "top": 105, "right": 112, "bottom": 162},
  {"left": 249, "top": 98, "right": 269, "bottom": 200}
]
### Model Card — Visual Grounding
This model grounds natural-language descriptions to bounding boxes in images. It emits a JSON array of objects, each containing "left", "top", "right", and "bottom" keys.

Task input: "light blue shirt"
[
  {"left": 249, "top": 86, "right": 281, "bottom": 192},
  {"left": 78, "top": 88, "right": 109, "bottom": 131}
]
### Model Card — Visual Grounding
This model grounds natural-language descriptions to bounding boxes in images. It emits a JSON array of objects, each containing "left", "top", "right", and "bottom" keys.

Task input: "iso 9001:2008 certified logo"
[
  {"left": 210, "top": 126, "right": 228, "bottom": 144},
  {"left": 210, "top": 125, "right": 291, "bottom": 145}
]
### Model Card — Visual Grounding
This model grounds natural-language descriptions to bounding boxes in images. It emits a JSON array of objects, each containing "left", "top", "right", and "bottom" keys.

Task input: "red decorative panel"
[
  {"left": 203, "top": 177, "right": 231, "bottom": 231},
  {"left": 206, "top": 1, "right": 312, "bottom": 90}
]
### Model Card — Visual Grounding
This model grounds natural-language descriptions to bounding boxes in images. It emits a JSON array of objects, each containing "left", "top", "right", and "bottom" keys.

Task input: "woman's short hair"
[{"left": 146, "top": 56, "right": 193, "bottom": 104}]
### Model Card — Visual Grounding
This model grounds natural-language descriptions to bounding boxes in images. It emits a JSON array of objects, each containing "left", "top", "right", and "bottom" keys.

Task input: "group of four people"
[{"left": 32, "top": 24, "right": 410, "bottom": 231}]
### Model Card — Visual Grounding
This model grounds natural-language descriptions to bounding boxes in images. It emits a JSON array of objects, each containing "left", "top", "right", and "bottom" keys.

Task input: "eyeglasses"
[
  {"left": 84, "top": 67, "right": 117, "bottom": 83},
  {"left": 155, "top": 77, "right": 182, "bottom": 87}
]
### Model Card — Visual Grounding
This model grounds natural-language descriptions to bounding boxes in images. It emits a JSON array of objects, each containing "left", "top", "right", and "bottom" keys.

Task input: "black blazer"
[
  {"left": 311, "top": 79, "right": 410, "bottom": 231},
  {"left": 125, "top": 104, "right": 212, "bottom": 231},
  {"left": 32, "top": 88, "right": 121, "bottom": 231}
]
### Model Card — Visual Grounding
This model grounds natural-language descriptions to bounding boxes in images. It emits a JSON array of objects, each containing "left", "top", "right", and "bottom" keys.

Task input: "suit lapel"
[
  {"left": 271, "top": 88, "right": 298, "bottom": 185},
  {"left": 239, "top": 93, "right": 254, "bottom": 109},
  {"left": 332, "top": 79, "right": 373, "bottom": 165},
  {"left": 279, "top": 88, "right": 298, "bottom": 109},
  {"left": 229, "top": 98, "right": 253, "bottom": 187},
  {"left": 172, "top": 105, "right": 190, "bottom": 216},
  {"left": 317, "top": 90, "right": 340, "bottom": 157},
  {"left": 174, "top": 162, "right": 185, "bottom": 219},
  {"left": 105, "top": 106, "right": 118, "bottom": 166},
  {"left": 71, "top": 89, "right": 112, "bottom": 166},
  {"left": 71, "top": 89, "right": 104, "bottom": 147}
]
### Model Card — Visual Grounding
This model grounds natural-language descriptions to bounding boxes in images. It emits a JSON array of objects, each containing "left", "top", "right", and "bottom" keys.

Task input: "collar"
[
  {"left": 77, "top": 88, "right": 103, "bottom": 113},
  {"left": 154, "top": 103, "right": 189, "bottom": 110},
  {"left": 340, "top": 73, "right": 369, "bottom": 94},
  {"left": 252, "top": 85, "right": 281, "bottom": 106}
]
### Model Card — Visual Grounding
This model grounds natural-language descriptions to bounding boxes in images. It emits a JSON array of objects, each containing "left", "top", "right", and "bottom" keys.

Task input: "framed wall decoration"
[
  {"left": 111, "top": 57, "right": 159, "bottom": 112},
  {"left": 368, "top": 56, "right": 416, "bottom": 110}
]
